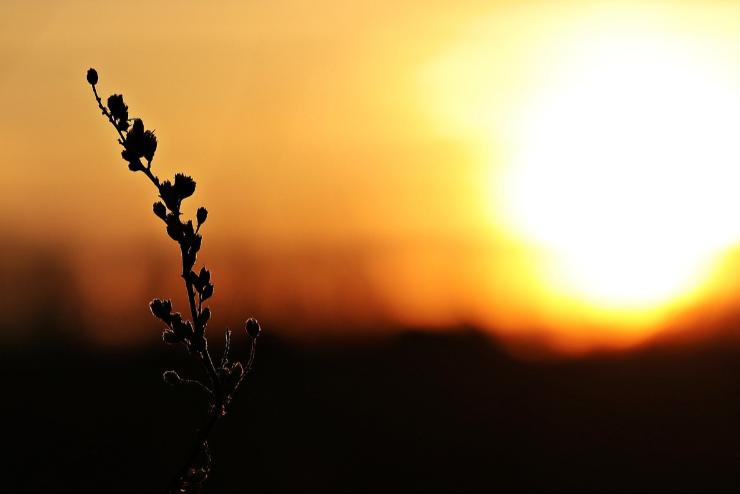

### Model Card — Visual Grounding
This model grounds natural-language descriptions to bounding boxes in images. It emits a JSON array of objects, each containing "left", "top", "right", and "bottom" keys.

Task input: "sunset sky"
[{"left": 5, "top": 1, "right": 740, "bottom": 354}]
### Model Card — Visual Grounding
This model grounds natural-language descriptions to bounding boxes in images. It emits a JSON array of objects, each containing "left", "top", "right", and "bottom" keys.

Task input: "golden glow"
[
  {"left": 503, "top": 29, "right": 740, "bottom": 309},
  {"left": 422, "top": 3, "right": 740, "bottom": 347}
]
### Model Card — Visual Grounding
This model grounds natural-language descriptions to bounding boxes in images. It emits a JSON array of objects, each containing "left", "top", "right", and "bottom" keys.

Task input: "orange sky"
[{"left": 5, "top": 1, "right": 740, "bottom": 354}]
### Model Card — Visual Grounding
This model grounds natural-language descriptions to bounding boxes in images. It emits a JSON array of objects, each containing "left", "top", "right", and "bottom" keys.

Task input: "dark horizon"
[{"left": 5, "top": 328, "right": 740, "bottom": 492}]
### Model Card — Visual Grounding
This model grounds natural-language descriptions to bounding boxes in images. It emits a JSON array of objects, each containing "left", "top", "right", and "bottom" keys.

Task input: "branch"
[{"left": 86, "top": 67, "right": 263, "bottom": 493}]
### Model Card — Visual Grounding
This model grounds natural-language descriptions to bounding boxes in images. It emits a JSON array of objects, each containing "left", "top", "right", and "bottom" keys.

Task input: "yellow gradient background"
[{"left": 4, "top": 1, "right": 740, "bottom": 354}]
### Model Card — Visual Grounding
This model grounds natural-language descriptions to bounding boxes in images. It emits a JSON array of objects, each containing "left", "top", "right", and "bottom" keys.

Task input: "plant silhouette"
[{"left": 86, "top": 68, "right": 261, "bottom": 493}]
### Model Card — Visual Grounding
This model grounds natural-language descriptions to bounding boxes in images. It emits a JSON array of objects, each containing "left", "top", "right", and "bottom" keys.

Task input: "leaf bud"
[
  {"left": 245, "top": 318, "right": 261, "bottom": 339},
  {"left": 153, "top": 201, "right": 167, "bottom": 220},
  {"left": 201, "top": 283, "right": 214, "bottom": 301},
  {"left": 196, "top": 207, "right": 208, "bottom": 227},
  {"left": 150, "top": 299, "right": 173, "bottom": 322},
  {"left": 86, "top": 68, "right": 98, "bottom": 85},
  {"left": 198, "top": 307, "right": 211, "bottom": 327},
  {"left": 162, "top": 329, "right": 182, "bottom": 344},
  {"left": 162, "top": 370, "right": 182, "bottom": 386},
  {"left": 198, "top": 267, "right": 210, "bottom": 286}
]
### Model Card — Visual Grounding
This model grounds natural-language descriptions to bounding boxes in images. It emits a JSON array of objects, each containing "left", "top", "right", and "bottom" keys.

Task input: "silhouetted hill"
[{"left": 3, "top": 329, "right": 740, "bottom": 492}]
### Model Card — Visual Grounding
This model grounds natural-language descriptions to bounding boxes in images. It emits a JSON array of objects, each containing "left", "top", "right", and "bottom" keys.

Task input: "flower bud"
[
  {"left": 173, "top": 319, "right": 194, "bottom": 338},
  {"left": 170, "top": 312, "right": 183, "bottom": 327},
  {"left": 150, "top": 298, "right": 173, "bottom": 322},
  {"left": 142, "top": 130, "right": 157, "bottom": 163},
  {"left": 245, "top": 318, "right": 261, "bottom": 339},
  {"left": 198, "top": 267, "right": 210, "bottom": 286},
  {"left": 198, "top": 307, "right": 211, "bottom": 327},
  {"left": 162, "top": 329, "right": 182, "bottom": 344},
  {"left": 174, "top": 173, "right": 196, "bottom": 200},
  {"left": 223, "top": 361, "right": 245, "bottom": 394},
  {"left": 197, "top": 207, "right": 208, "bottom": 227},
  {"left": 107, "top": 94, "right": 128, "bottom": 122},
  {"left": 160, "top": 182, "right": 180, "bottom": 213},
  {"left": 231, "top": 361, "right": 245, "bottom": 379},
  {"left": 127, "top": 159, "right": 144, "bottom": 172},
  {"left": 86, "top": 68, "right": 98, "bottom": 85},
  {"left": 131, "top": 118, "right": 144, "bottom": 135},
  {"left": 201, "top": 283, "right": 214, "bottom": 301},
  {"left": 153, "top": 201, "right": 167, "bottom": 220},
  {"left": 162, "top": 370, "right": 182, "bottom": 386}
]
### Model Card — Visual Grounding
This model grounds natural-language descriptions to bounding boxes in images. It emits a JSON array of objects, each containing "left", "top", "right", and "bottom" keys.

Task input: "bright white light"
[{"left": 503, "top": 33, "right": 740, "bottom": 308}]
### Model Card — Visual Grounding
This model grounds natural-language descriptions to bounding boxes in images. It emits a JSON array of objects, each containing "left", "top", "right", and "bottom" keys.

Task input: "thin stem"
[
  {"left": 168, "top": 409, "right": 220, "bottom": 494},
  {"left": 92, "top": 84, "right": 126, "bottom": 143},
  {"left": 225, "top": 338, "right": 257, "bottom": 407},
  {"left": 245, "top": 338, "right": 258, "bottom": 374},
  {"left": 181, "top": 251, "right": 222, "bottom": 406},
  {"left": 180, "top": 378, "right": 214, "bottom": 398},
  {"left": 221, "top": 329, "right": 231, "bottom": 368},
  {"left": 143, "top": 166, "right": 161, "bottom": 189}
]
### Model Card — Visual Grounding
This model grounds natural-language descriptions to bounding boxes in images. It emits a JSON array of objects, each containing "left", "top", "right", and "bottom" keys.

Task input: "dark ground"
[{"left": 3, "top": 329, "right": 740, "bottom": 492}]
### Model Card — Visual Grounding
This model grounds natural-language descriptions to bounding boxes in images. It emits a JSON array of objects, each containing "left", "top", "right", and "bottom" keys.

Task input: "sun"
[
  {"left": 421, "top": 6, "right": 740, "bottom": 340},
  {"left": 500, "top": 30, "right": 740, "bottom": 310}
]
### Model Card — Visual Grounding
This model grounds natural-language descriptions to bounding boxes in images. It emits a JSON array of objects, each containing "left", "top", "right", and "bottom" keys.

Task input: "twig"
[{"left": 86, "top": 68, "right": 262, "bottom": 493}]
